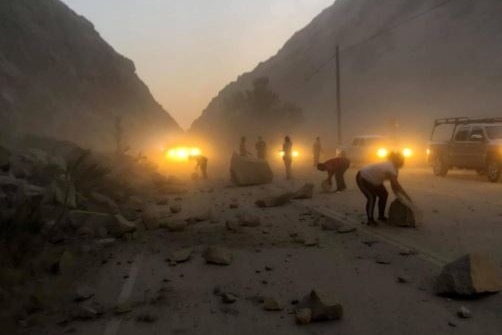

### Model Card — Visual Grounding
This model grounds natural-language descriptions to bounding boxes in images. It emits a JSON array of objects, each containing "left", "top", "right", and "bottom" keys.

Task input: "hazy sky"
[{"left": 62, "top": 0, "right": 334, "bottom": 129}]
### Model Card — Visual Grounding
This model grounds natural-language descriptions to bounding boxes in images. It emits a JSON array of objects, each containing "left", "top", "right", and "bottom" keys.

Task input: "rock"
[
  {"left": 337, "top": 225, "right": 357, "bottom": 234},
  {"left": 263, "top": 297, "right": 283, "bottom": 311},
  {"left": 435, "top": 253, "right": 502, "bottom": 296},
  {"left": 255, "top": 192, "right": 293, "bottom": 208},
  {"left": 170, "top": 205, "right": 182, "bottom": 214},
  {"left": 221, "top": 293, "right": 237, "bottom": 304},
  {"left": 292, "top": 183, "right": 314, "bottom": 199},
  {"left": 397, "top": 276, "right": 411, "bottom": 284},
  {"left": 457, "top": 306, "right": 472, "bottom": 319},
  {"left": 303, "top": 234, "right": 319, "bottom": 247},
  {"left": 296, "top": 290, "right": 343, "bottom": 322},
  {"left": 375, "top": 257, "right": 392, "bottom": 265},
  {"left": 230, "top": 153, "right": 273, "bottom": 186},
  {"left": 295, "top": 308, "right": 312, "bottom": 324},
  {"left": 203, "top": 246, "right": 233, "bottom": 265},
  {"left": 95, "top": 238, "right": 116, "bottom": 248},
  {"left": 142, "top": 206, "right": 160, "bottom": 230},
  {"left": 388, "top": 199, "right": 420, "bottom": 228},
  {"left": 109, "top": 214, "right": 137, "bottom": 237},
  {"left": 229, "top": 202, "right": 239, "bottom": 209},
  {"left": 74, "top": 286, "right": 95, "bottom": 302},
  {"left": 238, "top": 211, "right": 261, "bottom": 227},
  {"left": 162, "top": 219, "right": 188, "bottom": 232},
  {"left": 399, "top": 248, "right": 418, "bottom": 256},
  {"left": 168, "top": 248, "right": 192, "bottom": 263}
]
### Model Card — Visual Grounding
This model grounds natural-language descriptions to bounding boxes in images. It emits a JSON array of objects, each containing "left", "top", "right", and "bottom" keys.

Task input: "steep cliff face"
[
  {"left": 0, "top": 0, "right": 181, "bottom": 150},
  {"left": 192, "top": 0, "right": 502, "bottom": 145}
]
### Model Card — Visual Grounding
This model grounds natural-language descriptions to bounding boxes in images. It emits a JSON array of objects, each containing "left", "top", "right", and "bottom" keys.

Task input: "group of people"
[{"left": 191, "top": 135, "right": 411, "bottom": 226}]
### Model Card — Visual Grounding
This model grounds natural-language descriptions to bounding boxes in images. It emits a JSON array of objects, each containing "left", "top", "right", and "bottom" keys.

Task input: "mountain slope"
[
  {"left": 0, "top": 0, "right": 181, "bottom": 150},
  {"left": 191, "top": 0, "right": 502, "bottom": 146}
]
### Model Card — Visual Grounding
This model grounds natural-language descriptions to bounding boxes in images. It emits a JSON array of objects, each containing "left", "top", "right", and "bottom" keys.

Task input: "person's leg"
[
  {"left": 335, "top": 167, "right": 347, "bottom": 191},
  {"left": 375, "top": 185, "right": 388, "bottom": 220},
  {"left": 201, "top": 161, "right": 208, "bottom": 179},
  {"left": 356, "top": 173, "right": 377, "bottom": 224}
]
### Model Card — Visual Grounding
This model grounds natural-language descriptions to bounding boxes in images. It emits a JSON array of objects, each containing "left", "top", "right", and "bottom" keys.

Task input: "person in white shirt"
[{"left": 356, "top": 152, "right": 411, "bottom": 225}]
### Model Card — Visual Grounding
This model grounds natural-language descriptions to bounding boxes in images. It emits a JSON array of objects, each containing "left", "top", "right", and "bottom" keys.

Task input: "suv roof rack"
[{"left": 434, "top": 117, "right": 502, "bottom": 126}]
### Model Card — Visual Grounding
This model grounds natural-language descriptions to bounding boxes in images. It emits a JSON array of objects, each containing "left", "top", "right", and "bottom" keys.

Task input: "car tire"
[
  {"left": 486, "top": 159, "right": 501, "bottom": 183},
  {"left": 432, "top": 156, "right": 448, "bottom": 176}
]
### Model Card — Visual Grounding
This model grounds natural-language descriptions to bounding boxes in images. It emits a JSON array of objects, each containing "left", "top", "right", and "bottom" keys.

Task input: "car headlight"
[
  {"left": 377, "top": 148, "right": 388, "bottom": 158},
  {"left": 402, "top": 148, "right": 413, "bottom": 158}
]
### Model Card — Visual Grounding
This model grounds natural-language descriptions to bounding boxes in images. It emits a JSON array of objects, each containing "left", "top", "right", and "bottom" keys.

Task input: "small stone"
[
  {"left": 397, "top": 276, "right": 411, "bottom": 284},
  {"left": 295, "top": 308, "right": 312, "bottom": 324},
  {"left": 263, "top": 297, "right": 283, "bottom": 311},
  {"left": 168, "top": 248, "right": 192, "bottom": 263},
  {"left": 170, "top": 205, "right": 182, "bottom": 214},
  {"left": 337, "top": 226, "right": 357, "bottom": 234},
  {"left": 203, "top": 246, "right": 233, "bottom": 265},
  {"left": 399, "top": 248, "right": 418, "bottom": 256},
  {"left": 221, "top": 293, "right": 237, "bottom": 304},
  {"left": 457, "top": 306, "right": 472, "bottom": 319},
  {"left": 448, "top": 321, "right": 457, "bottom": 327},
  {"left": 74, "top": 286, "right": 95, "bottom": 302},
  {"left": 375, "top": 257, "right": 392, "bottom": 265}
]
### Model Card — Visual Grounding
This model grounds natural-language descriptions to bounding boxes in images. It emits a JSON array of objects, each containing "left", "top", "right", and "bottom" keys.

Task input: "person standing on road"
[
  {"left": 190, "top": 154, "right": 208, "bottom": 179},
  {"left": 255, "top": 136, "right": 267, "bottom": 160},
  {"left": 317, "top": 151, "right": 350, "bottom": 192},
  {"left": 239, "top": 137, "right": 250, "bottom": 157},
  {"left": 282, "top": 136, "right": 293, "bottom": 180},
  {"left": 356, "top": 152, "right": 412, "bottom": 226},
  {"left": 313, "top": 137, "right": 322, "bottom": 167}
]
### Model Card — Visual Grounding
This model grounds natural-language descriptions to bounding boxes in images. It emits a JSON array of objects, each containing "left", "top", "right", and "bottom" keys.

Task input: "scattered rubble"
[
  {"left": 435, "top": 253, "right": 502, "bottom": 296},
  {"left": 238, "top": 211, "right": 261, "bottom": 227}
]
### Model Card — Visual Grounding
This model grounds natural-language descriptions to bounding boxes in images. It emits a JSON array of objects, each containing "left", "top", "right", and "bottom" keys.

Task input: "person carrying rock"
[
  {"left": 282, "top": 136, "right": 293, "bottom": 179},
  {"left": 255, "top": 136, "right": 267, "bottom": 160},
  {"left": 312, "top": 137, "right": 323, "bottom": 167},
  {"left": 356, "top": 152, "right": 412, "bottom": 225},
  {"left": 317, "top": 151, "right": 350, "bottom": 192},
  {"left": 190, "top": 154, "right": 208, "bottom": 179},
  {"left": 239, "top": 137, "right": 251, "bottom": 157}
]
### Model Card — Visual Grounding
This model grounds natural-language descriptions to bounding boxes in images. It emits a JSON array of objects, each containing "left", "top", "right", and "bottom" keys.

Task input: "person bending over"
[
  {"left": 317, "top": 152, "right": 350, "bottom": 192},
  {"left": 356, "top": 152, "right": 411, "bottom": 226}
]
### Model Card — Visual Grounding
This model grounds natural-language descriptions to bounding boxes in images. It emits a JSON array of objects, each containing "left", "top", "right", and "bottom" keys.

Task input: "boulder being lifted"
[{"left": 230, "top": 153, "right": 273, "bottom": 186}]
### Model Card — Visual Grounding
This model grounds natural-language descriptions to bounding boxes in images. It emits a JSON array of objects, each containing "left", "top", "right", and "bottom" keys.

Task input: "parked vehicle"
[
  {"left": 347, "top": 135, "right": 413, "bottom": 165},
  {"left": 427, "top": 117, "right": 502, "bottom": 182}
]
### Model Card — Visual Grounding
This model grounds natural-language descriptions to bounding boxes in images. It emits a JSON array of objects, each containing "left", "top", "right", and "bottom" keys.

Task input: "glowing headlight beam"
[
  {"left": 377, "top": 148, "right": 388, "bottom": 158},
  {"left": 402, "top": 148, "right": 413, "bottom": 158},
  {"left": 279, "top": 151, "right": 299, "bottom": 157}
]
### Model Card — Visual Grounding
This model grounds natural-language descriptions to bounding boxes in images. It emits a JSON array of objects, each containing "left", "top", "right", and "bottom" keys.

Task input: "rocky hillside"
[
  {"left": 0, "top": 0, "right": 181, "bottom": 150},
  {"left": 191, "top": 0, "right": 502, "bottom": 146}
]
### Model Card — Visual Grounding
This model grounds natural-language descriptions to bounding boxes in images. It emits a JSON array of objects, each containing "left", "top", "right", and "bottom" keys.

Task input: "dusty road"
[{"left": 36, "top": 166, "right": 501, "bottom": 335}]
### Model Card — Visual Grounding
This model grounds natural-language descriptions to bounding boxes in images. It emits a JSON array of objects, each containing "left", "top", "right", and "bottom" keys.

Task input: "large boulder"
[
  {"left": 68, "top": 211, "right": 136, "bottom": 238},
  {"left": 435, "top": 253, "right": 502, "bottom": 296},
  {"left": 388, "top": 199, "right": 420, "bottom": 228},
  {"left": 230, "top": 153, "right": 273, "bottom": 186}
]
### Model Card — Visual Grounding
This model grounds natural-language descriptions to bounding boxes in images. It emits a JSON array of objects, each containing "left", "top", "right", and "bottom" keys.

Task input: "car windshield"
[{"left": 485, "top": 126, "right": 502, "bottom": 139}]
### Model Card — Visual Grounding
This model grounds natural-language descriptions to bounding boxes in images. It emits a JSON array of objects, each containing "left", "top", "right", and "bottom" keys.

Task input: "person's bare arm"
[{"left": 388, "top": 174, "right": 412, "bottom": 202}]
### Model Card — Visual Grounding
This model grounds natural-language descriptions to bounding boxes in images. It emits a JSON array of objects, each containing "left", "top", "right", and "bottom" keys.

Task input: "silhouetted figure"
[
  {"left": 190, "top": 155, "right": 208, "bottom": 179},
  {"left": 313, "top": 137, "right": 322, "bottom": 167},
  {"left": 255, "top": 136, "right": 267, "bottom": 160},
  {"left": 356, "top": 152, "right": 412, "bottom": 226},
  {"left": 282, "top": 136, "right": 293, "bottom": 179},
  {"left": 317, "top": 151, "right": 350, "bottom": 192},
  {"left": 239, "top": 137, "right": 250, "bottom": 157}
]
